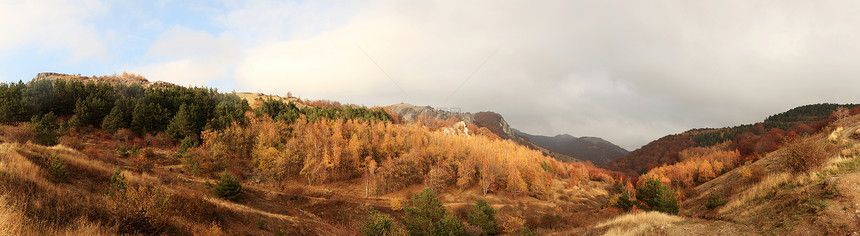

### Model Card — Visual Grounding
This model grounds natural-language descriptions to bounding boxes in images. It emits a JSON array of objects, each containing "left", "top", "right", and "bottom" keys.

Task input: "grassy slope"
[
  {"left": 590, "top": 115, "right": 860, "bottom": 236},
  {"left": 678, "top": 116, "right": 860, "bottom": 235},
  {"left": 0, "top": 123, "right": 619, "bottom": 235}
]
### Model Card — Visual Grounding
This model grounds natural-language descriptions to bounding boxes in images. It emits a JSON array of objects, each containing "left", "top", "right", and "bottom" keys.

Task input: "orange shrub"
[
  {"left": 500, "top": 216, "right": 525, "bottom": 233},
  {"left": 782, "top": 135, "right": 835, "bottom": 174}
]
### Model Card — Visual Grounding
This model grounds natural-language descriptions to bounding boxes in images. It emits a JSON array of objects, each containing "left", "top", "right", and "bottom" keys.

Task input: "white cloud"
[
  {"left": 0, "top": 0, "right": 108, "bottom": 61},
  {"left": 225, "top": 0, "right": 860, "bottom": 150},
  {"left": 130, "top": 26, "right": 239, "bottom": 86}
]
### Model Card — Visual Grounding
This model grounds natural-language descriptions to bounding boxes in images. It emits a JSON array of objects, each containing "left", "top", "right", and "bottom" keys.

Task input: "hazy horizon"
[{"left": 4, "top": 0, "right": 860, "bottom": 150}]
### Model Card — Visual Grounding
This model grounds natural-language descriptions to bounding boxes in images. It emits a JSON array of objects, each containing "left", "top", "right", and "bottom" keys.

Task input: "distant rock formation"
[
  {"left": 442, "top": 121, "right": 469, "bottom": 136},
  {"left": 386, "top": 103, "right": 519, "bottom": 141}
]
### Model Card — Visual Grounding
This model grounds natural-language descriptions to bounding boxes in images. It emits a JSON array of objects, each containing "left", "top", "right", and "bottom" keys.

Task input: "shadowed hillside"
[{"left": 514, "top": 129, "right": 628, "bottom": 165}]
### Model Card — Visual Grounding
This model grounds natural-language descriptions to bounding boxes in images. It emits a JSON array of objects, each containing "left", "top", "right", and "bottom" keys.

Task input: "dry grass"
[
  {"left": 0, "top": 192, "right": 113, "bottom": 236},
  {"left": 0, "top": 143, "right": 46, "bottom": 185},
  {"left": 0, "top": 193, "right": 26, "bottom": 236},
  {"left": 719, "top": 172, "right": 791, "bottom": 215},
  {"left": 595, "top": 211, "right": 683, "bottom": 236}
]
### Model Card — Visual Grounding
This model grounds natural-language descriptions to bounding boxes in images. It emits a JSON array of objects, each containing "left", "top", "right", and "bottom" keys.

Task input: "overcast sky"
[{"left": 3, "top": 0, "right": 860, "bottom": 150}]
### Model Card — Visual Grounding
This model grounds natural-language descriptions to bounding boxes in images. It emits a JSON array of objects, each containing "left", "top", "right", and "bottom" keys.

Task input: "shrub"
[
  {"left": 403, "top": 188, "right": 464, "bottom": 235},
  {"left": 111, "top": 185, "right": 172, "bottom": 234},
  {"left": 467, "top": 199, "right": 498, "bottom": 235},
  {"left": 390, "top": 198, "right": 403, "bottom": 211},
  {"left": 705, "top": 192, "right": 726, "bottom": 209},
  {"left": 47, "top": 154, "right": 68, "bottom": 183},
  {"left": 117, "top": 144, "right": 129, "bottom": 158},
  {"left": 58, "top": 135, "right": 85, "bottom": 150},
  {"left": 175, "top": 136, "right": 198, "bottom": 158},
  {"left": 109, "top": 169, "right": 127, "bottom": 195},
  {"left": 361, "top": 207, "right": 394, "bottom": 236},
  {"left": 636, "top": 177, "right": 679, "bottom": 214},
  {"left": 500, "top": 216, "right": 525, "bottom": 234},
  {"left": 82, "top": 147, "right": 100, "bottom": 160},
  {"left": 114, "top": 128, "right": 134, "bottom": 143},
  {"left": 214, "top": 172, "right": 242, "bottom": 200},
  {"left": 4, "top": 124, "right": 34, "bottom": 144},
  {"left": 783, "top": 135, "right": 835, "bottom": 174}
]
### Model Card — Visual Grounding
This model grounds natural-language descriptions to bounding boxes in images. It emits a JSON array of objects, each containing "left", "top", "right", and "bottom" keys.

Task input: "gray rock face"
[{"left": 386, "top": 103, "right": 475, "bottom": 123}]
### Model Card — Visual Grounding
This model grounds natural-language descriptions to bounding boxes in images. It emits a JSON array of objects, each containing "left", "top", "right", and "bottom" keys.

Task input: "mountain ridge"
[{"left": 514, "top": 129, "right": 629, "bottom": 165}]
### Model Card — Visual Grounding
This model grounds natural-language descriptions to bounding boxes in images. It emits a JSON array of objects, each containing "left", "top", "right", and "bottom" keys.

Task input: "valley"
[{"left": 0, "top": 73, "right": 859, "bottom": 235}]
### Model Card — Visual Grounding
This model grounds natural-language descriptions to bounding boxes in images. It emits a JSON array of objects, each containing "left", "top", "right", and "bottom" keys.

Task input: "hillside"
[
  {"left": 514, "top": 129, "right": 628, "bottom": 165},
  {"left": 0, "top": 73, "right": 625, "bottom": 235},
  {"left": 606, "top": 103, "right": 859, "bottom": 177},
  {"left": 676, "top": 115, "right": 860, "bottom": 234},
  {"left": 579, "top": 110, "right": 860, "bottom": 236}
]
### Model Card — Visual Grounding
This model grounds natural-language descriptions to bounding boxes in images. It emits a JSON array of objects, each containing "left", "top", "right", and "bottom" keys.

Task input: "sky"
[{"left": 3, "top": 0, "right": 860, "bottom": 150}]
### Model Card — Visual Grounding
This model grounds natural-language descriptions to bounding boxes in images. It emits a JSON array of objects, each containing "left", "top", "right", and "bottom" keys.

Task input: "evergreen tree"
[
  {"left": 636, "top": 178, "right": 679, "bottom": 214},
  {"left": 21, "top": 79, "right": 56, "bottom": 117},
  {"left": 361, "top": 207, "right": 394, "bottom": 236},
  {"left": 131, "top": 102, "right": 169, "bottom": 134},
  {"left": 214, "top": 172, "right": 242, "bottom": 201},
  {"left": 0, "top": 82, "right": 24, "bottom": 123},
  {"left": 30, "top": 112, "right": 59, "bottom": 146},
  {"left": 403, "top": 188, "right": 464, "bottom": 235},
  {"left": 166, "top": 104, "right": 196, "bottom": 140},
  {"left": 467, "top": 199, "right": 498, "bottom": 235}
]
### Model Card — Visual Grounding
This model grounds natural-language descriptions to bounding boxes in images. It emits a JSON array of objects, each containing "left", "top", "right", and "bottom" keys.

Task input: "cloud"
[
  {"left": 226, "top": 0, "right": 860, "bottom": 150},
  {"left": 130, "top": 26, "right": 239, "bottom": 86},
  {"left": 0, "top": 0, "right": 109, "bottom": 62}
]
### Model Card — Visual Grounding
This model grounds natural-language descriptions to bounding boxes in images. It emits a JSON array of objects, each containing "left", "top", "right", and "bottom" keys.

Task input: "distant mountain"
[
  {"left": 386, "top": 103, "right": 589, "bottom": 162},
  {"left": 514, "top": 129, "right": 629, "bottom": 165}
]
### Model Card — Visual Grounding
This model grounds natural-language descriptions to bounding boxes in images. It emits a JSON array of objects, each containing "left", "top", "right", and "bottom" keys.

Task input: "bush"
[
  {"left": 467, "top": 199, "right": 498, "bottom": 235},
  {"left": 361, "top": 207, "right": 394, "bottom": 236},
  {"left": 117, "top": 144, "right": 129, "bottom": 158},
  {"left": 390, "top": 198, "right": 403, "bottom": 211},
  {"left": 636, "top": 177, "right": 679, "bottom": 214},
  {"left": 58, "top": 135, "right": 85, "bottom": 150},
  {"left": 4, "top": 125, "right": 33, "bottom": 144},
  {"left": 500, "top": 216, "right": 525, "bottom": 234},
  {"left": 214, "top": 172, "right": 242, "bottom": 200},
  {"left": 705, "top": 192, "right": 726, "bottom": 209},
  {"left": 783, "top": 135, "right": 835, "bottom": 174},
  {"left": 109, "top": 169, "right": 127, "bottom": 195},
  {"left": 403, "top": 188, "right": 464, "bottom": 235},
  {"left": 82, "top": 147, "right": 100, "bottom": 160},
  {"left": 111, "top": 185, "right": 172, "bottom": 234},
  {"left": 47, "top": 154, "right": 68, "bottom": 183}
]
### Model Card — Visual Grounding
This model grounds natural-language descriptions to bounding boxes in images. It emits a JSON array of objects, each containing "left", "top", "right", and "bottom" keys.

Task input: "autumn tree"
[{"left": 479, "top": 155, "right": 497, "bottom": 196}]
